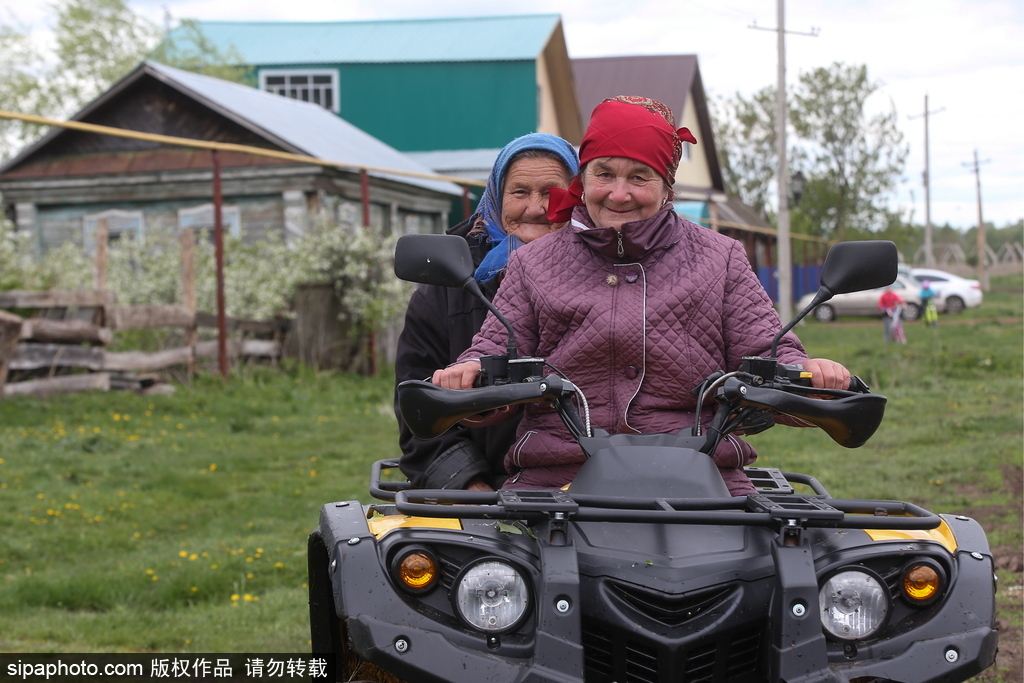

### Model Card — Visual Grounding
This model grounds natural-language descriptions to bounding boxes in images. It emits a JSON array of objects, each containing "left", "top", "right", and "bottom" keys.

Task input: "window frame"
[
  {"left": 259, "top": 68, "right": 340, "bottom": 113},
  {"left": 83, "top": 209, "right": 145, "bottom": 255},
  {"left": 178, "top": 203, "right": 242, "bottom": 238}
]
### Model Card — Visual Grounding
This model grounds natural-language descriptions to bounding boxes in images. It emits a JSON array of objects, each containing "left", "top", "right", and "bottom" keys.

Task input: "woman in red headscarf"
[{"left": 433, "top": 96, "right": 850, "bottom": 494}]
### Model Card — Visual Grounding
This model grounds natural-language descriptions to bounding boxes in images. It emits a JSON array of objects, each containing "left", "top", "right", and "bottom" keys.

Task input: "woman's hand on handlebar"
[
  {"left": 804, "top": 358, "right": 851, "bottom": 391},
  {"left": 432, "top": 360, "right": 482, "bottom": 389}
]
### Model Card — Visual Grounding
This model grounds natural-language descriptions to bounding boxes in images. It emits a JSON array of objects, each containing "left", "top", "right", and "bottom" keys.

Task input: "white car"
[
  {"left": 911, "top": 268, "right": 983, "bottom": 314},
  {"left": 797, "top": 274, "right": 922, "bottom": 323}
]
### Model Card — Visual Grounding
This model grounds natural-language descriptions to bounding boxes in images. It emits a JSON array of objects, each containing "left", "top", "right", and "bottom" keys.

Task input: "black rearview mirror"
[{"left": 394, "top": 234, "right": 475, "bottom": 288}]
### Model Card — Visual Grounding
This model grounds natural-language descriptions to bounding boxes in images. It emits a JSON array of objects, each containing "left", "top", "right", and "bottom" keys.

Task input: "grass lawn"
[
  {"left": 0, "top": 273, "right": 1020, "bottom": 678},
  {"left": 0, "top": 368, "right": 400, "bottom": 652}
]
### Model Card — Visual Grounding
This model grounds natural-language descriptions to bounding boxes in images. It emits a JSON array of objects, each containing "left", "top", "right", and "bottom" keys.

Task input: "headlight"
[
  {"left": 819, "top": 570, "right": 889, "bottom": 640},
  {"left": 454, "top": 560, "right": 530, "bottom": 633}
]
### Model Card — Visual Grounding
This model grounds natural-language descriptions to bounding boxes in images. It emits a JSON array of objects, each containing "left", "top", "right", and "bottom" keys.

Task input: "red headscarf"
[{"left": 548, "top": 95, "right": 697, "bottom": 223}]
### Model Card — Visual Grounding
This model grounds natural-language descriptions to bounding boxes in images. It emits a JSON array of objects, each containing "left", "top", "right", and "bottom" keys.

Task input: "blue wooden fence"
[{"left": 757, "top": 263, "right": 824, "bottom": 305}]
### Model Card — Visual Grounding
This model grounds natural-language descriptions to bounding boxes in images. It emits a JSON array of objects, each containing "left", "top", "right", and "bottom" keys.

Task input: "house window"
[
  {"left": 178, "top": 204, "right": 241, "bottom": 238},
  {"left": 83, "top": 209, "right": 145, "bottom": 255},
  {"left": 399, "top": 211, "right": 439, "bottom": 236},
  {"left": 260, "top": 69, "right": 339, "bottom": 113}
]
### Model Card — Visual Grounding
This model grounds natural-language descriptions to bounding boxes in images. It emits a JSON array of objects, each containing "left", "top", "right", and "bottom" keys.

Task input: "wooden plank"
[
  {"left": 241, "top": 339, "right": 280, "bottom": 358},
  {"left": 0, "top": 290, "right": 117, "bottom": 308},
  {"left": 104, "top": 340, "right": 240, "bottom": 372},
  {"left": 3, "top": 373, "right": 111, "bottom": 398},
  {"left": 195, "top": 311, "right": 279, "bottom": 335},
  {"left": 19, "top": 319, "right": 113, "bottom": 345},
  {"left": 10, "top": 343, "right": 105, "bottom": 371},
  {"left": 107, "top": 305, "right": 195, "bottom": 330}
]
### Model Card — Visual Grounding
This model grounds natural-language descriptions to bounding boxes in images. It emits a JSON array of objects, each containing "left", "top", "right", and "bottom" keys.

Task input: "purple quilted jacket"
[{"left": 457, "top": 205, "right": 809, "bottom": 494}]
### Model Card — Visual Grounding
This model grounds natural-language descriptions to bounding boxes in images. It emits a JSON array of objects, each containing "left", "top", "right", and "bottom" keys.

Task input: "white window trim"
[
  {"left": 259, "top": 68, "right": 340, "bottom": 114},
  {"left": 83, "top": 209, "right": 145, "bottom": 255},
  {"left": 178, "top": 203, "right": 241, "bottom": 238}
]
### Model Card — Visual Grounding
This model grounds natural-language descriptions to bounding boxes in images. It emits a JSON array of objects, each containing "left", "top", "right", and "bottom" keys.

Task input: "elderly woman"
[
  {"left": 395, "top": 133, "right": 579, "bottom": 492},
  {"left": 433, "top": 96, "right": 850, "bottom": 495}
]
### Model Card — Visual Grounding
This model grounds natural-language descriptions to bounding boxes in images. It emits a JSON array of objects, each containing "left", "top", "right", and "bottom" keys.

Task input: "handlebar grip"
[{"left": 397, "top": 376, "right": 566, "bottom": 439}]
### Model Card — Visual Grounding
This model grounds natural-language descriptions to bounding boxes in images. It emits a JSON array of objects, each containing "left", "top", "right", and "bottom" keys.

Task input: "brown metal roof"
[
  {"left": 572, "top": 54, "right": 724, "bottom": 191},
  {"left": 572, "top": 54, "right": 698, "bottom": 127}
]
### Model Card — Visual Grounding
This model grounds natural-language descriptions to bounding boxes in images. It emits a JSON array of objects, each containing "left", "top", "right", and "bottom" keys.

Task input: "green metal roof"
[{"left": 163, "top": 15, "right": 561, "bottom": 65}]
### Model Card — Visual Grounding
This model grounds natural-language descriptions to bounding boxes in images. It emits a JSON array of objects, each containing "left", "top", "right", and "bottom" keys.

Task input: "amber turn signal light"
[
  {"left": 902, "top": 563, "right": 942, "bottom": 603},
  {"left": 396, "top": 551, "right": 438, "bottom": 592}
]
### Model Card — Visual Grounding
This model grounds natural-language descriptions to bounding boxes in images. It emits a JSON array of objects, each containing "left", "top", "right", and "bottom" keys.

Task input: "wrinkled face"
[
  {"left": 582, "top": 157, "right": 671, "bottom": 230},
  {"left": 501, "top": 157, "right": 572, "bottom": 243}
]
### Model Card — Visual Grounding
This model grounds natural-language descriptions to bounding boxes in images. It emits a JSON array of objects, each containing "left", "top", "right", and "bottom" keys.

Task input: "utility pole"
[
  {"left": 963, "top": 150, "right": 992, "bottom": 290},
  {"left": 908, "top": 95, "right": 945, "bottom": 267},
  {"left": 750, "top": 0, "right": 818, "bottom": 321}
]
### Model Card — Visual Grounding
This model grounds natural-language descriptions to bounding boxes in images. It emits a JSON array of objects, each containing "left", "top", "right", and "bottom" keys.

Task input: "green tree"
[
  {"left": 0, "top": 1, "right": 248, "bottom": 161},
  {"left": 48, "top": 0, "right": 161, "bottom": 115},
  {"left": 712, "top": 87, "right": 777, "bottom": 219},
  {"left": 790, "top": 63, "right": 908, "bottom": 240},
  {"left": 148, "top": 18, "right": 253, "bottom": 85},
  {"left": 0, "top": 20, "right": 51, "bottom": 159},
  {"left": 713, "top": 63, "right": 908, "bottom": 240}
]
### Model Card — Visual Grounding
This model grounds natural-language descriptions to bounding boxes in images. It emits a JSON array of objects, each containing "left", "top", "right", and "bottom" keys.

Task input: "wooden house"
[
  {"left": 0, "top": 61, "right": 463, "bottom": 255},
  {"left": 159, "top": 14, "right": 582, "bottom": 183}
]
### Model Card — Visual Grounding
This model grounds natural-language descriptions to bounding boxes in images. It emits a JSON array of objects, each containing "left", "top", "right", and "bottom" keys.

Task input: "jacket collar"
[{"left": 569, "top": 204, "right": 681, "bottom": 262}]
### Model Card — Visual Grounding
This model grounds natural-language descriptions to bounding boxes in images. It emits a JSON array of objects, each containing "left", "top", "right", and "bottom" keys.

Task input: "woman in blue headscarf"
[{"left": 394, "top": 133, "right": 579, "bottom": 491}]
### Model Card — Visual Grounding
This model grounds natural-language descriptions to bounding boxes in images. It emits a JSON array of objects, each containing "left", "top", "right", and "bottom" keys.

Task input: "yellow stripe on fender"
[
  {"left": 864, "top": 519, "right": 957, "bottom": 553},
  {"left": 368, "top": 515, "right": 463, "bottom": 538}
]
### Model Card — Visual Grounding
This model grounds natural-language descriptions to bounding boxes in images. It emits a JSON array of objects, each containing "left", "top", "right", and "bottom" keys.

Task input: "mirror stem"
[
  {"left": 463, "top": 278, "right": 518, "bottom": 359},
  {"left": 770, "top": 287, "right": 832, "bottom": 359}
]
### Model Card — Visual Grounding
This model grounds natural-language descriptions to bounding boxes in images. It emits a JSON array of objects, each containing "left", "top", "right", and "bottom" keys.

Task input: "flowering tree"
[{"left": 0, "top": 216, "right": 412, "bottom": 370}]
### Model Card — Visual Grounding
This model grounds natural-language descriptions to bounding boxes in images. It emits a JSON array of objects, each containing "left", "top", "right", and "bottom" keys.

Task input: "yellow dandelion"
[
  {"left": 231, "top": 594, "right": 240, "bottom": 601},
  {"left": 179, "top": 551, "right": 188, "bottom": 558}
]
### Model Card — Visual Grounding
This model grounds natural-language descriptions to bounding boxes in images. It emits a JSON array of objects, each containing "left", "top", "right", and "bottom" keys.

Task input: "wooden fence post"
[
  {"left": 94, "top": 218, "right": 108, "bottom": 291},
  {"left": 0, "top": 310, "right": 24, "bottom": 398},
  {"left": 180, "top": 227, "right": 197, "bottom": 376}
]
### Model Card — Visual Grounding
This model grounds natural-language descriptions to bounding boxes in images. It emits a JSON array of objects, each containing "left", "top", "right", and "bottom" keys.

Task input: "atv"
[{"left": 307, "top": 236, "right": 997, "bottom": 682}]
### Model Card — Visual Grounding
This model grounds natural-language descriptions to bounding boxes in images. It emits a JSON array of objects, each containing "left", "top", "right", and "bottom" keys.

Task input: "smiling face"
[
  {"left": 500, "top": 156, "right": 572, "bottom": 243},
  {"left": 582, "top": 157, "right": 672, "bottom": 230}
]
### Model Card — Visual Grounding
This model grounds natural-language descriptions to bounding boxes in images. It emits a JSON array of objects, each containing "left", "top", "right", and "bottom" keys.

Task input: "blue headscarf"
[{"left": 472, "top": 133, "right": 579, "bottom": 283}]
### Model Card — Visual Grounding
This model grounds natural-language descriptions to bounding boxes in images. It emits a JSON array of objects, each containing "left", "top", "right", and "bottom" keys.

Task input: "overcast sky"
[{"left": 4, "top": 0, "right": 1021, "bottom": 230}]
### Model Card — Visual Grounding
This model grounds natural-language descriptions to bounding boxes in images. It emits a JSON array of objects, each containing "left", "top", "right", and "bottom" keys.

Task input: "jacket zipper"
[{"left": 616, "top": 231, "right": 624, "bottom": 257}]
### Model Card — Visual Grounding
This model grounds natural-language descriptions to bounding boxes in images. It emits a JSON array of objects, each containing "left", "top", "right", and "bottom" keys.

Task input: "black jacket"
[{"left": 393, "top": 219, "right": 520, "bottom": 489}]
